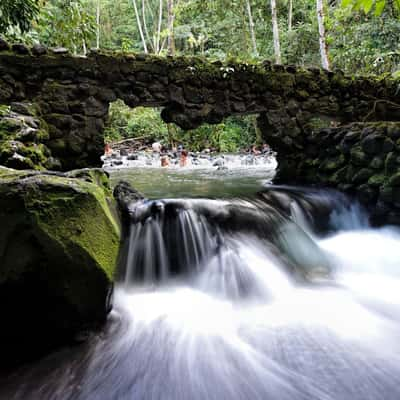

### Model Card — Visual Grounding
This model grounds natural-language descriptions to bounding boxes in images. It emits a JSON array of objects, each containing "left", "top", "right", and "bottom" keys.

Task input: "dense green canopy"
[
  {"left": 2, "top": 0, "right": 399, "bottom": 74},
  {"left": 0, "top": 0, "right": 40, "bottom": 34}
]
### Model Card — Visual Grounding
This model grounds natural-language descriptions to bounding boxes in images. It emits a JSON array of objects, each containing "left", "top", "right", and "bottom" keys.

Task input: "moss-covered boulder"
[{"left": 0, "top": 167, "right": 120, "bottom": 370}]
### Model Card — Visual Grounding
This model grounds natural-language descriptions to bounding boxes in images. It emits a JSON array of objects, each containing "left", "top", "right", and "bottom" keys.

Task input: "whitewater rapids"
[{"left": 2, "top": 190, "right": 400, "bottom": 400}]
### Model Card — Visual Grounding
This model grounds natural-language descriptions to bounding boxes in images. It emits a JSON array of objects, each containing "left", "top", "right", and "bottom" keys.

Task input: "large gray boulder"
[{"left": 0, "top": 167, "right": 120, "bottom": 370}]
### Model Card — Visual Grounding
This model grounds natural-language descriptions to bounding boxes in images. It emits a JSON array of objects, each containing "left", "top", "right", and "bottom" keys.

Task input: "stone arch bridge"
[{"left": 1, "top": 42, "right": 399, "bottom": 171}]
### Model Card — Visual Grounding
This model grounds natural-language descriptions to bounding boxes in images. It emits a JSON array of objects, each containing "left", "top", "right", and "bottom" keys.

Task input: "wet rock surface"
[{"left": 0, "top": 167, "right": 120, "bottom": 371}]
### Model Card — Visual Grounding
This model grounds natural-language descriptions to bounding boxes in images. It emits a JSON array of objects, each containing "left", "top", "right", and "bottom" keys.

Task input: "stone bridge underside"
[{"left": 1, "top": 44, "right": 400, "bottom": 171}]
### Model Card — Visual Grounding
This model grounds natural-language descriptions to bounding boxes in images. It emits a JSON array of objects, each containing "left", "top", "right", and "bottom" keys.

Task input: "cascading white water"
[{"left": 2, "top": 188, "right": 400, "bottom": 400}]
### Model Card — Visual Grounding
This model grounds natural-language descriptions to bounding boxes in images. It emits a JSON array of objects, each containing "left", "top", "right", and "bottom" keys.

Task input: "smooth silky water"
[{"left": 2, "top": 162, "right": 400, "bottom": 400}]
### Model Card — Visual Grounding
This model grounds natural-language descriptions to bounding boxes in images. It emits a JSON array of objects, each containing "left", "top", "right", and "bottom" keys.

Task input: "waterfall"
[
  {"left": 123, "top": 200, "right": 221, "bottom": 284},
  {"left": 121, "top": 190, "right": 336, "bottom": 286},
  {"left": 2, "top": 187, "right": 400, "bottom": 400}
]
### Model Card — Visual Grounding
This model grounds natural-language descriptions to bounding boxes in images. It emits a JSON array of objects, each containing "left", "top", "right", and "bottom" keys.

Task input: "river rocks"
[
  {"left": 113, "top": 180, "right": 145, "bottom": 226},
  {"left": 0, "top": 167, "right": 120, "bottom": 370}
]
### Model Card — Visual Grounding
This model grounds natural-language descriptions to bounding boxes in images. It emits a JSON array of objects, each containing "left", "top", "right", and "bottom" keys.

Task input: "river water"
[
  {"left": 109, "top": 165, "right": 276, "bottom": 198},
  {"left": 2, "top": 162, "right": 400, "bottom": 400}
]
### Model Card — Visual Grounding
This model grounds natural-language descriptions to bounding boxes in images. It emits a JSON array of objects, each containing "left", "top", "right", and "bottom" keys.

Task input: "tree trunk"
[
  {"left": 131, "top": 0, "right": 148, "bottom": 53},
  {"left": 270, "top": 0, "right": 282, "bottom": 64},
  {"left": 156, "top": 0, "right": 163, "bottom": 53},
  {"left": 251, "top": 115, "right": 262, "bottom": 145},
  {"left": 167, "top": 124, "right": 176, "bottom": 147},
  {"left": 245, "top": 0, "right": 258, "bottom": 56},
  {"left": 167, "top": 0, "right": 175, "bottom": 56},
  {"left": 316, "top": 0, "right": 330, "bottom": 70},
  {"left": 142, "top": 0, "right": 155, "bottom": 53},
  {"left": 96, "top": 0, "right": 100, "bottom": 49},
  {"left": 240, "top": 8, "right": 251, "bottom": 56},
  {"left": 288, "top": 0, "right": 293, "bottom": 31}
]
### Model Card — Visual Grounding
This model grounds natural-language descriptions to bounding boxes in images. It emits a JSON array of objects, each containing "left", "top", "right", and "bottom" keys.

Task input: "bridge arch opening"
[{"left": 102, "top": 100, "right": 265, "bottom": 161}]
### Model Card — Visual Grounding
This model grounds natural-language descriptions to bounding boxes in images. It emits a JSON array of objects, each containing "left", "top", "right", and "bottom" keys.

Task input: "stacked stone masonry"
[
  {"left": 0, "top": 40, "right": 399, "bottom": 169},
  {"left": 260, "top": 120, "right": 400, "bottom": 224}
]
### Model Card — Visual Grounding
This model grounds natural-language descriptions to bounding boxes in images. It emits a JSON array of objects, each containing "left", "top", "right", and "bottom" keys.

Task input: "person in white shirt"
[{"left": 152, "top": 142, "right": 161, "bottom": 153}]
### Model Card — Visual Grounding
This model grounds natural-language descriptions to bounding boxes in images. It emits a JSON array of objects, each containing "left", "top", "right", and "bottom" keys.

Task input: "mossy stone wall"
[
  {"left": 260, "top": 120, "right": 400, "bottom": 225},
  {"left": 0, "top": 40, "right": 399, "bottom": 170}
]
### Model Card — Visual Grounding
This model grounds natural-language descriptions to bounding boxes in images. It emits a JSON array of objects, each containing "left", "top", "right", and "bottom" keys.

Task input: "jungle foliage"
[
  {"left": 3, "top": 0, "right": 399, "bottom": 72},
  {"left": 0, "top": 0, "right": 40, "bottom": 34},
  {"left": 104, "top": 101, "right": 257, "bottom": 151}
]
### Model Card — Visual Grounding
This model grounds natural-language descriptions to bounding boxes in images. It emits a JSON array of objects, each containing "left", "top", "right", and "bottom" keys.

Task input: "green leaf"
[
  {"left": 341, "top": 0, "right": 354, "bottom": 8},
  {"left": 374, "top": 0, "right": 386, "bottom": 15},
  {"left": 354, "top": 0, "right": 366, "bottom": 10},
  {"left": 363, "top": 0, "right": 374, "bottom": 13}
]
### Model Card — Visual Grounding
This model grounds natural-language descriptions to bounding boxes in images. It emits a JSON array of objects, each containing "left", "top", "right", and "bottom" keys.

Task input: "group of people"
[
  {"left": 152, "top": 142, "right": 189, "bottom": 168},
  {"left": 104, "top": 141, "right": 273, "bottom": 169},
  {"left": 154, "top": 142, "right": 273, "bottom": 168},
  {"left": 249, "top": 143, "right": 271, "bottom": 155}
]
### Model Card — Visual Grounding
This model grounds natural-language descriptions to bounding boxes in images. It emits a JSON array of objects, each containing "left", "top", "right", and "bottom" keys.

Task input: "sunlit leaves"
[
  {"left": 341, "top": 0, "right": 353, "bottom": 8},
  {"left": 342, "top": 0, "right": 399, "bottom": 16},
  {"left": 374, "top": 0, "right": 386, "bottom": 14},
  {"left": 362, "top": 0, "right": 374, "bottom": 13}
]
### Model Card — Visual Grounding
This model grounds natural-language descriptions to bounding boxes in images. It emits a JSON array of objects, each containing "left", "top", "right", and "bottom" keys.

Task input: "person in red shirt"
[
  {"left": 180, "top": 150, "right": 188, "bottom": 167},
  {"left": 104, "top": 143, "right": 112, "bottom": 156}
]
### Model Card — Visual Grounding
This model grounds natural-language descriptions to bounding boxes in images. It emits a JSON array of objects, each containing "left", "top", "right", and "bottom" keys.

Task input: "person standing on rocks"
[
  {"left": 152, "top": 142, "right": 161, "bottom": 153},
  {"left": 104, "top": 143, "right": 112, "bottom": 156},
  {"left": 261, "top": 143, "right": 271, "bottom": 154}
]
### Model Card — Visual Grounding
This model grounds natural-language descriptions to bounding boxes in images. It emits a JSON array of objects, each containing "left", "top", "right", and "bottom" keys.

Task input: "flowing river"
[{"left": 2, "top": 162, "right": 400, "bottom": 400}]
